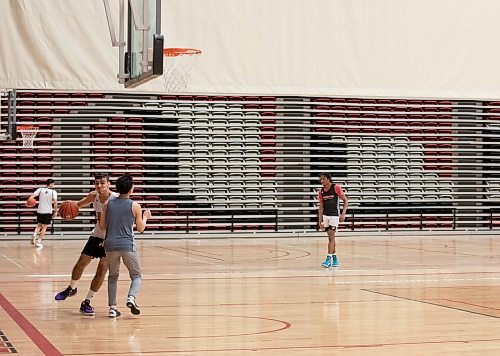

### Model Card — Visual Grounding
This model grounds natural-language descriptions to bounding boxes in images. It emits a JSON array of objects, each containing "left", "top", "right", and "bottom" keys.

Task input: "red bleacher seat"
[
  {"left": 261, "top": 112, "right": 276, "bottom": 117},
  {"left": 94, "top": 133, "right": 110, "bottom": 140},
  {"left": 437, "top": 101, "right": 453, "bottom": 111},
  {"left": 128, "top": 165, "right": 144, "bottom": 174},
  {"left": 128, "top": 124, "right": 144, "bottom": 131},
  {"left": 35, "top": 100, "right": 52, "bottom": 106},
  {"left": 210, "top": 95, "right": 229, "bottom": 101},
  {"left": 160, "top": 95, "right": 177, "bottom": 100},
  {"left": 36, "top": 132, "right": 53, "bottom": 139},
  {"left": 127, "top": 117, "right": 144, "bottom": 123},
  {"left": 111, "top": 125, "right": 126, "bottom": 132},
  {"left": 92, "top": 149, "right": 109, "bottom": 155},
  {"left": 53, "top": 109, "right": 69, "bottom": 114},
  {"left": 94, "top": 164, "right": 110, "bottom": 171},
  {"left": 259, "top": 134, "right": 276, "bottom": 146},
  {"left": 87, "top": 93, "right": 105, "bottom": 99},
  {"left": 110, "top": 148, "right": 127, "bottom": 156},
  {"left": 109, "top": 116, "right": 126, "bottom": 123},
  {"left": 110, "top": 164, "right": 127, "bottom": 175},
  {"left": 127, "top": 133, "right": 145, "bottom": 140}
]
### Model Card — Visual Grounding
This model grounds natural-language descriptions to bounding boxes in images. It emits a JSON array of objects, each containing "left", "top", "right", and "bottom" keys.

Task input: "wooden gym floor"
[{"left": 1, "top": 234, "right": 500, "bottom": 355}]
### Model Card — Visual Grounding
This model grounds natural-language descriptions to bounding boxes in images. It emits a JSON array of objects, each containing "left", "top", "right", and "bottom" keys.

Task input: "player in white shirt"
[
  {"left": 29, "top": 179, "right": 58, "bottom": 248},
  {"left": 54, "top": 173, "right": 119, "bottom": 316}
]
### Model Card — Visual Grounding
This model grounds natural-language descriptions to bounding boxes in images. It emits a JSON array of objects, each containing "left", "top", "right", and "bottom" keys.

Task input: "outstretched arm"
[{"left": 77, "top": 191, "right": 97, "bottom": 209}]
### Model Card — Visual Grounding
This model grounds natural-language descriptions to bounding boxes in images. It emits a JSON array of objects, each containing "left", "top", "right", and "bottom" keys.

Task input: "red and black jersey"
[{"left": 318, "top": 184, "right": 344, "bottom": 216}]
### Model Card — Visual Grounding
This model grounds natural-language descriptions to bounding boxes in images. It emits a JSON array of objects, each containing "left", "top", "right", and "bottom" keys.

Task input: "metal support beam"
[{"left": 102, "top": 0, "right": 129, "bottom": 83}]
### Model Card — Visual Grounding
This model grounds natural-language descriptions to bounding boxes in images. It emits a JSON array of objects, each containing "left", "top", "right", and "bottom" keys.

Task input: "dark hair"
[
  {"left": 46, "top": 179, "right": 55, "bottom": 185},
  {"left": 319, "top": 172, "right": 332, "bottom": 182},
  {"left": 116, "top": 174, "right": 133, "bottom": 194},
  {"left": 94, "top": 173, "right": 110, "bottom": 182}
]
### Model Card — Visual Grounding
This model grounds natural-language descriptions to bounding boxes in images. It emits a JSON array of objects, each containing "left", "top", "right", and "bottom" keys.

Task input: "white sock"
[
  {"left": 86, "top": 290, "right": 96, "bottom": 301},
  {"left": 328, "top": 254, "right": 334, "bottom": 258},
  {"left": 70, "top": 280, "right": 78, "bottom": 289}
]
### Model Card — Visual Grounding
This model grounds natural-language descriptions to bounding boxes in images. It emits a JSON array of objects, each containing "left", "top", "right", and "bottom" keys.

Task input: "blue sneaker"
[
  {"left": 332, "top": 255, "right": 338, "bottom": 267},
  {"left": 55, "top": 286, "right": 77, "bottom": 301},
  {"left": 79, "top": 300, "right": 95, "bottom": 316},
  {"left": 321, "top": 255, "right": 332, "bottom": 268}
]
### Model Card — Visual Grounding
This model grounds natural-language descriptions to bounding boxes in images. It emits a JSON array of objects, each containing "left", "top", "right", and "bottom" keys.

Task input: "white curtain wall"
[{"left": 1, "top": 0, "right": 500, "bottom": 99}]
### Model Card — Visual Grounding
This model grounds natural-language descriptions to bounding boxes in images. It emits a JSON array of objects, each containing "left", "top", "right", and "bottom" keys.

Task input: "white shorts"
[{"left": 323, "top": 215, "right": 340, "bottom": 229}]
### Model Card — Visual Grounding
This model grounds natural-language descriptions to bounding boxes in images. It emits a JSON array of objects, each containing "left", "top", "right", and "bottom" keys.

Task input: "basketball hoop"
[
  {"left": 163, "top": 48, "right": 202, "bottom": 92},
  {"left": 17, "top": 125, "right": 38, "bottom": 148}
]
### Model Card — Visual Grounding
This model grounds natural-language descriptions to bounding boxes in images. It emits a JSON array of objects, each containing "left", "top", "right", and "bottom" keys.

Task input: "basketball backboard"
[
  {"left": 103, "top": 0, "right": 163, "bottom": 88},
  {"left": 125, "top": 0, "right": 163, "bottom": 88}
]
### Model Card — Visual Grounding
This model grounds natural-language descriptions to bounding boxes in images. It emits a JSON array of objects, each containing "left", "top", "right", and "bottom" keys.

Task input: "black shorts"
[
  {"left": 81, "top": 236, "right": 106, "bottom": 259},
  {"left": 37, "top": 213, "right": 53, "bottom": 225}
]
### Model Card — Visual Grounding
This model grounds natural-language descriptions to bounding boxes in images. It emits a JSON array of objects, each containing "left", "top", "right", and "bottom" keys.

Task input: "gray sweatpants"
[{"left": 107, "top": 251, "right": 142, "bottom": 307}]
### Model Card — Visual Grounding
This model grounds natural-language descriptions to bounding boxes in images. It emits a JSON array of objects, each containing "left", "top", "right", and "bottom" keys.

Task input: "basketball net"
[
  {"left": 163, "top": 48, "right": 202, "bottom": 92},
  {"left": 17, "top": 125, "right": 38, "bottom": 148}
]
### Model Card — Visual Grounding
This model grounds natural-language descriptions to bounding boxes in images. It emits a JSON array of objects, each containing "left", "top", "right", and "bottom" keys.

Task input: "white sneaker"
[
  {"left": 31, "top": 233, "right": 37, "bottom": 245},
  {"left": 35, "top": 239, "right": 43, "bottom": 248},
  {"left": 126, "top": 296, "right": 140, "bottom": 315},
  {"left": 108, "top": 307, "right": 121, "bottom": 318}
]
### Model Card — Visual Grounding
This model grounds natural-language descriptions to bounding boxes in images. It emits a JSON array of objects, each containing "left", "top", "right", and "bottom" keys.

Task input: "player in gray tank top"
[
  {"left": 104, "top": 197, "right": 136, "bottom": 252},
  {"left": 100, "top": 174, "right": 151, "bottom": 318}
]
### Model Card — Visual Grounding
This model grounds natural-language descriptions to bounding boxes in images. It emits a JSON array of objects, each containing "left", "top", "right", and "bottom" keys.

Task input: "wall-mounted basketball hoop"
[
  {"left": 17, "top": 125, "right": 38, "bottom": 148},
  {"left": 163, "top": 48, "right": 202, "bottom": 92}
]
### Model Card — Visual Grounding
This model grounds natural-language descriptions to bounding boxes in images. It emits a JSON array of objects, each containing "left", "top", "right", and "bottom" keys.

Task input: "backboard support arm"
[{"left": 103, "top": 0, "right": 147, "bottom": 83}]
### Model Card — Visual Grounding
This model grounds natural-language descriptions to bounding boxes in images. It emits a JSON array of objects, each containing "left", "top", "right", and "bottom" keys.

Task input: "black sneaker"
[
  {"left": 55, "top": 286, "right": 77, "bottom": 301},
  {"left": 79, "top": 300, "right": 95, "bottom": 316},
  {"left": 126, "top": 296, "right": 141, "bottom": 315}
]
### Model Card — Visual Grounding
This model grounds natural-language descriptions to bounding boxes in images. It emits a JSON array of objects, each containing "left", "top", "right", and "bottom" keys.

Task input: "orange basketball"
[
  {"left": 26, "top": 197, "right": 36, "bottom": 207},
  {"left": 59, "top": 201, "right": 79, "bottom": 220}
]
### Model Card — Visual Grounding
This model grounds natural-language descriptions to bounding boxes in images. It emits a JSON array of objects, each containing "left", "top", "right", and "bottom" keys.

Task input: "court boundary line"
[
  {"left": 0, "top": 292, "right": 63, "bottom": 355},
  {"left": 362, "top": 289, "right": 500, "bottom": 319}
]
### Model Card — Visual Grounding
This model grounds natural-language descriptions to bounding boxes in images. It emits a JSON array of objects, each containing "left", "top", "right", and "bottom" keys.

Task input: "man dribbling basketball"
[
  {"left": 29, "top": 179, "right": 57, "bottom": 248},
  {"left": 54, "top": 173, "right": 118, "bottom": 316}
]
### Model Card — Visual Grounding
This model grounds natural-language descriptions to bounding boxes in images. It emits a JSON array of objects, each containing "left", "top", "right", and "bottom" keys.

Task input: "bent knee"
[{"left": 108, "top": 273, "right": 119, "bottom": 281}]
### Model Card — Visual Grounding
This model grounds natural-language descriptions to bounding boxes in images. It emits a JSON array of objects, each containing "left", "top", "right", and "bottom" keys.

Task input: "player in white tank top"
[
  {"left": 91, "top": 191, "right": 119, "bottom": 238},
  {"left": 29, "top": 179, "right": 57, "bottom": 248},
  {"left": 54, "top": 173, "right": 117, "bottom": 316}
]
